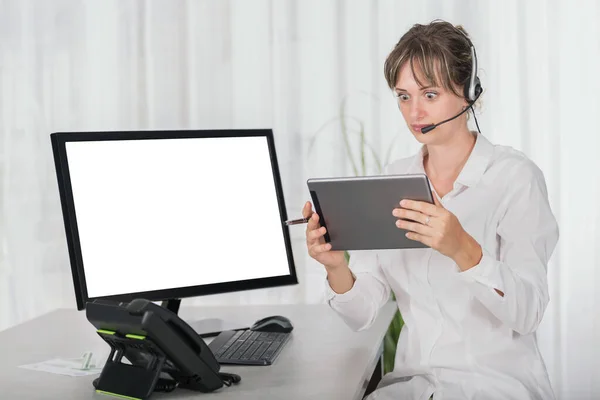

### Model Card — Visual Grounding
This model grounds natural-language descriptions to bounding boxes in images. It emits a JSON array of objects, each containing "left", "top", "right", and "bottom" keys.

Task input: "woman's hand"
[
  {"left": 302, "top": 201, "right": 347, "bottom": 271},
  {"left": 393, "top": 196, "right": 483, "bottom": 271}
]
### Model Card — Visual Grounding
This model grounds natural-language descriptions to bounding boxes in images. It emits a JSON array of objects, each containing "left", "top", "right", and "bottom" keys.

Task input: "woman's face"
[{"left": 394, "top": 62, "right": 469, "bottom": 145}]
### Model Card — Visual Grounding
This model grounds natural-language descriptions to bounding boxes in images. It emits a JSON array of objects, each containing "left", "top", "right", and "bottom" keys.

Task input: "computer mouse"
[{"left": 250, "top": 315, "right": 294, "bottom": 333}]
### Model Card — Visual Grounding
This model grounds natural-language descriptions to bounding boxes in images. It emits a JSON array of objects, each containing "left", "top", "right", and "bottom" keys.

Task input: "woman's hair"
[{"left": 384, "top": 20, "right": 475, "bottom": 99}]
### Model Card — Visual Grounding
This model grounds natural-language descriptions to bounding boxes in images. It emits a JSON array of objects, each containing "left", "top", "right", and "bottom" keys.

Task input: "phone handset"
[
  {"left": 126, "top": 300, "right": 217, "bottom": 362},
  {"left": 125, "top": 299, "right": 241, "bottom": 386}
]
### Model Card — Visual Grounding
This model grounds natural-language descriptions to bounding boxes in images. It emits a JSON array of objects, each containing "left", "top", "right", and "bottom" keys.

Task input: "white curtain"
[{"left": 1, "top": 1, "right": 598, "bottom": 398}]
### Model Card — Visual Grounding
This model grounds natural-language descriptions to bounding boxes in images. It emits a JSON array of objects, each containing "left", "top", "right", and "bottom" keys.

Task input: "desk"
[{"left": 0, "top": 302, "right": 396, "bottom": 400}]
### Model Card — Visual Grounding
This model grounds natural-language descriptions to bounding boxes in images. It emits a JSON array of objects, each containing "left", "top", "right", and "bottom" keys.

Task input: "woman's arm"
[
  {"left": 325, "top": 250, "right": 391, "bottom": 331},
  {"left": 458, "top": 161, "right": 559, "bottom": 335}
]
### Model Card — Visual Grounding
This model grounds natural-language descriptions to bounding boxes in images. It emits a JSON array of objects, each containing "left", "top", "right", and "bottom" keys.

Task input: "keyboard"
[{"left": 208, "top": 329, "right": 291, "bottom": 366}]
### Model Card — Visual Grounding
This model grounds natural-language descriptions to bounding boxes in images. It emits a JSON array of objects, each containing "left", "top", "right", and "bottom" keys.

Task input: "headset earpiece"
[
  {"left": 465, "top": 76, "right": 482, "bottom": 103},
  {"left": 461, "top": 31, "right": 483, "bottom": 103},
  {"left": 458, "top": 27, "right": 483, "bottom": 134}
]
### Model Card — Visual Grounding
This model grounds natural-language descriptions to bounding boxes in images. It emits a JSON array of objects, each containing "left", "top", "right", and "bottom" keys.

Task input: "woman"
[{"left": 302, "top": 20, "right": 558, "bottom": 400}]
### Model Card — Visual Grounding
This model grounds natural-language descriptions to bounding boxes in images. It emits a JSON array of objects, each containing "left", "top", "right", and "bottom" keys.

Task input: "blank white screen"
[{"left": 65, "top": 136, "right": 291, "bottom": 298}]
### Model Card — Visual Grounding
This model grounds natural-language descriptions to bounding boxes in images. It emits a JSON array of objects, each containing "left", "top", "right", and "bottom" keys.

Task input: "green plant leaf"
[
  {"left": 338, "top": 126, "right": 383, "bottom": 173},
  {"left": 383, "top": 293, "right": 404, "bottom": 374}
]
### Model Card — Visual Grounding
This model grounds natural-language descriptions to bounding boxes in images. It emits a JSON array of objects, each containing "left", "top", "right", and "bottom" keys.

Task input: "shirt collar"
[{"left": 406, "top": 131, "right": 494, "bottom": 188}]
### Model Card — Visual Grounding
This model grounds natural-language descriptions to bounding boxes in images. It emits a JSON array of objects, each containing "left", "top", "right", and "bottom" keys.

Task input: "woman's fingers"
[
  {"left": 396, "top": 219, "right": 434, "bottom": 235},
  {"left": 308, "top": 226, "right": 327, "bottom": 242},
  {"left": 308, "top": 241, "right": 332, "bottom": 257},
  {"left": 301, "top": 201, "right": 342, "bottom": 268},
  {"left": 303, "top": 202, "right": 325, "bottom": 247},
  {"left": 306, "top": 209, "right": 320, "bottom": 232},
  {"left": 302, "top": 201, "right": 313, "bottom": 219},
  {"left": 393, "top": 207, "right": 429, "bottom": 225}
]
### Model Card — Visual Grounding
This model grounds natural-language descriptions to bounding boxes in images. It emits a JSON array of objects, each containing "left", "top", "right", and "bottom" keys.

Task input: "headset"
[
  {"left": 406, "top": 27, "right": 483, "bottom": 134},
  {"left": 462, "top": 32, "right": 483, "bottom": 103}
]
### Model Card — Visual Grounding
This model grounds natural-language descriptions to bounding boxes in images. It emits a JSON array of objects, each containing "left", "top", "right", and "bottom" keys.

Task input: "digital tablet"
[{"left": 307, "top": 174, "right": 434, "bottom": 250}]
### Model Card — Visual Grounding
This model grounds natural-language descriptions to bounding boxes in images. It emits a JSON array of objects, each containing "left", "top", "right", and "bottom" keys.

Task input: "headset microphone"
[{"left": 420, "top": 104, "right": 472, "bottom": 134}]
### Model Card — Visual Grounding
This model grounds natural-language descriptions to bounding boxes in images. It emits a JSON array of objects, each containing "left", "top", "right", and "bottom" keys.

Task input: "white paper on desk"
[{"left": 18, "top": 358, "right": 104, "bottom": 377}]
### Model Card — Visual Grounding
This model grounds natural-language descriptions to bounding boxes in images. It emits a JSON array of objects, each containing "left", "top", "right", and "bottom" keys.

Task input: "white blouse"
[{"left": 325, "top": 132, "right": 559, "bottom": 400}]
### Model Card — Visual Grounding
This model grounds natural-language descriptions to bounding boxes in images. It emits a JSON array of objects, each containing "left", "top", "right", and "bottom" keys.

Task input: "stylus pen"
[{"left": 285, "top": 217, "right": 310, "bottom": 226}]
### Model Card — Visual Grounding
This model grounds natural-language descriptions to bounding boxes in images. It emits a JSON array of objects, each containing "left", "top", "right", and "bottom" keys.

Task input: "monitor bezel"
[{"left": 51, "top": 129, "right": 298, "bottom": 310}]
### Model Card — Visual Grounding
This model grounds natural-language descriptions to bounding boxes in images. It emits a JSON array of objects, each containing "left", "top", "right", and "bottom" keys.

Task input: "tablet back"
[{"left": 307, "top": 174, "right": 434, "bottom": 250}]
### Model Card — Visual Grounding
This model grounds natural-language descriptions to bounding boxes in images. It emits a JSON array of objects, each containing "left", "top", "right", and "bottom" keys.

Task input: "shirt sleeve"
[
  {"left": 458, "top": 160, "right": 559, "bottom": 335},
  {"left": 325, "top": 250, "right": 391, "bottom": 331}
]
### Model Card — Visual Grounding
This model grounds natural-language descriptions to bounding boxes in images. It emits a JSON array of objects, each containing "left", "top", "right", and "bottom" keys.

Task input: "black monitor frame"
[{"left": 51, "top": 129, "right": 298, "bottom": 311}]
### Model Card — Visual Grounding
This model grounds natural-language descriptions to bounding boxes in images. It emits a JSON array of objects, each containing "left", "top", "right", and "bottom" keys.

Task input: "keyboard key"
[
  {"left": 238, "top": 330, "right": 253, "bottom": 340},
  {"left": 260, "top": 340, "right": 282, "bottom": 361},
  {"left": 252, "top": 341, "right": 270, "bottom": 359},
  {"left": 221, "top": 339, "right": 245, "bottom": 360},
  {"left": 240, "top": 341, "right": 262, "bottom": 360},
  {"left": 213, "top": 329, "right": 290, "bottom": 365},
  {"left": 231, "top": 340, "right": 253, "bottom": 360}
]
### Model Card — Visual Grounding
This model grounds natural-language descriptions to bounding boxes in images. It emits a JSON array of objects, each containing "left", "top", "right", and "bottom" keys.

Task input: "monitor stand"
[{"left": 161, "top": 298, "right": 249, "bottom": 338}]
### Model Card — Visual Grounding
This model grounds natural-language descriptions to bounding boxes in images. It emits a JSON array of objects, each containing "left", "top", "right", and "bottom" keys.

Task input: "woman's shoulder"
[
  {"left": 490, "top": 144, "right": 545, "bottom": 180},
  {"left": 488, "top": 143, "right": 548, "bottom": 193}
]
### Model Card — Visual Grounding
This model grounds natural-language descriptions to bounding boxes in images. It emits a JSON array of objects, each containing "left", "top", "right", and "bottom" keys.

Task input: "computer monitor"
[{"left": 51, "top": 129, "right": 298, "bottom": 334}]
